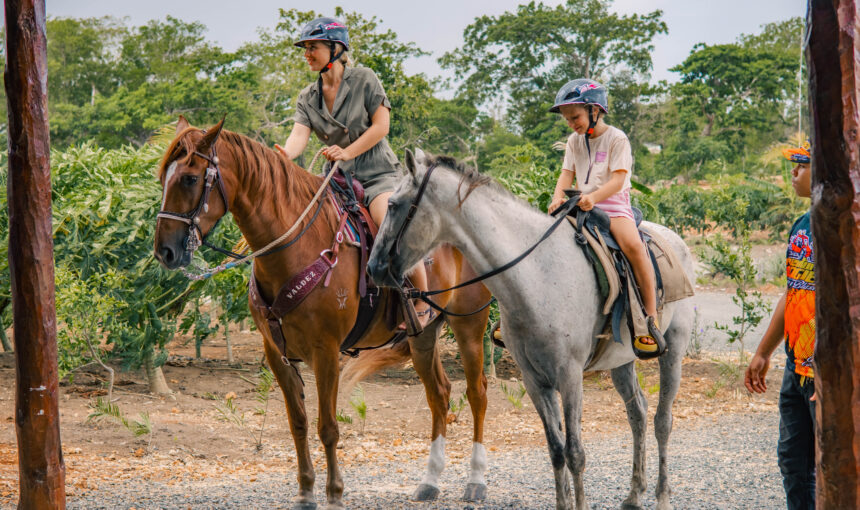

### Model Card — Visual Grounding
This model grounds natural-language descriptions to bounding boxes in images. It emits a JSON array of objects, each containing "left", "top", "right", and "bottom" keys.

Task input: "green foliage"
[
  {"left": 500, "top": 381, "right": 527, "bottom": 410},
  {"left": 441, "top": 0, "right": 666, "bottom": 147},
  {"left": 701, "top": 232, "right": 772, "bottom": 349},
  {"left": 179, "top": 298, "right": 217, "bottom": 359},
  {"left": 490, "top": 143, "right": 557, "bottom": 212},
  {"left": 449, "top": 393, "right": 468, "bottom": 421},
  {"left": 87, "top": 397, "right": 153, "bottom": 438},
  {"left": 214, "top": 368, "right": 273, "bottom": 450},
  {"left": 349, "top": 385, "right": 368, "bottom": 435},
  {"left": 636, "top": 369, "right": 660, "bottom": 395},
  {"left": 645, "top": 18, "right": 803, "bottom": 180},
  {"left": 54, "top": 266, "right": 124, "bottom": 380},
  {"left": 687, "top": 306, "right": 709, "bottom": 359},
  {"left": 335, "top": 410, "right": 353, "bottom": 424},
  {"left": 638, "top": 173, "right": 805, "bottom": 239},
  {"left": 51, "top": 142, "right": 197, "bottom": 372}
]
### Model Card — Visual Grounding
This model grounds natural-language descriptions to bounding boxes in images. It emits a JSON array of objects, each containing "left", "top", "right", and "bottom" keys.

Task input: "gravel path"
[{"left": 63, "top": 410, "right": 785, "bottom": 510}]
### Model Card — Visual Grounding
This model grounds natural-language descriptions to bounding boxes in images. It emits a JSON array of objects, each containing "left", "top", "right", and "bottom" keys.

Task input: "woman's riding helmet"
[{"left": 294, "top": 16, "right": 350, "bottom": 50}]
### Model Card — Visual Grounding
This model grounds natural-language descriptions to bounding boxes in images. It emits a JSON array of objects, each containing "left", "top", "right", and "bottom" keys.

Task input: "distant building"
[{"left": 643, "top": 142, "right": 662, "bottom": 154}]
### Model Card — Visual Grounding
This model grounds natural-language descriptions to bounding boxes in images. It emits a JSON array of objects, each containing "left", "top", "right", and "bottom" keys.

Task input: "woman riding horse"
[{"left": 275, "top": 16, "right": 435, "bottom": 331}]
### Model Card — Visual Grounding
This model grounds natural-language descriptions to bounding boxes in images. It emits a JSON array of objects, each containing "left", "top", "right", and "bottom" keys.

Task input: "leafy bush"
[{"left": 636, "top": 174, "right": 805, "bottom": 238}]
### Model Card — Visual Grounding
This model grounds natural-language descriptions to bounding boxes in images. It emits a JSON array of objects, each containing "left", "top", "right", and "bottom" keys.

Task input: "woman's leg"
[
  {"left": 369, "top": 192, "right": 434, "bottom": 327},
  {"left": 610, "top": 216, "right": 657, "bottom": 319}
]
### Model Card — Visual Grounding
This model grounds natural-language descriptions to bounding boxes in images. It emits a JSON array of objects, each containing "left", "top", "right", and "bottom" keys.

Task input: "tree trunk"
[
  {"left": 807, "top": 1, "right": 860, "bottom": 508},
  {"left": 142, "top": 349, "right": 171, "bottom": 395},
  {"left": 4, "top": 1, "right": 66, "bottom": 507},
  {"left": 225, "top": 328, "right": 234, "bottom": 364},
  {"left": 483, "top": 335, "right": 496, "bottom": 380},
  {"left": 0, "top": 324, "right": 12, "bottom": 352}
]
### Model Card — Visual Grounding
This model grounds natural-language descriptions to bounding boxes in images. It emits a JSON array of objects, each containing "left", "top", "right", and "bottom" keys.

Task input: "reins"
[
  {"left": 159, "top": 142, "right": 339, "bottom": 280},
  {"left": 393, "top": 164, "right": 578, "bottom": 317}
]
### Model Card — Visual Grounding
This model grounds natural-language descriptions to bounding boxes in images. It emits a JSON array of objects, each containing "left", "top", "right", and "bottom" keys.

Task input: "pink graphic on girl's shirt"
[{"left": 595, "top": 151, "right": 607, "bottom": 163}]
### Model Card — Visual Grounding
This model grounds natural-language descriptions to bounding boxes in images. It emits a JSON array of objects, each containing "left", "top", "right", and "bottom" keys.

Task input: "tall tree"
[
  {"left": 237, "top": 7, "right": 431, "bottom": 151},
  {"left": 46, "top": 17, "right": 125, "bottom": 106},
  {"left": 440, "top": 0, "right": 666, "bottom": 147},
  {"left": 658, "top": 19, "right": 800, "bottom": 178}
]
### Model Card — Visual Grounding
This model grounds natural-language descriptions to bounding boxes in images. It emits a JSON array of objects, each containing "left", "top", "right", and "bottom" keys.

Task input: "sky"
[{"left": 48, "top": 0, "right": 806, "bottom": 90}]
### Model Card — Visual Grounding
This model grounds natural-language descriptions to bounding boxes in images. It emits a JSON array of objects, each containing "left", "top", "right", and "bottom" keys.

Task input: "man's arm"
[{"left": 744, "top": 291, "right": 787, "bottom": 393}]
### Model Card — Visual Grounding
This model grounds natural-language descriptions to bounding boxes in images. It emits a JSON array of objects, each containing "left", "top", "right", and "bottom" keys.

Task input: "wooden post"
[
  {"left": 4, "top": 1, "right": 66, "bottom": 508},
  {"left": 807, "top": 1, "right": 860, "bottom": 508}
]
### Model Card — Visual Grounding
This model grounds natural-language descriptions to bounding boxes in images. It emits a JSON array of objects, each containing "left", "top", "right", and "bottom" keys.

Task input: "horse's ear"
[
  {"left": 199, "top": 117, "right": 225, "bottom": 151},
  {"left": 176, "top": 115, "right": 190, "bottom": 134},
  {"left": 414, "top": 148, "right": 427, "bottom": 164},
  {"left": 404, "top": 149, "right": 418, "bottom": 179}
]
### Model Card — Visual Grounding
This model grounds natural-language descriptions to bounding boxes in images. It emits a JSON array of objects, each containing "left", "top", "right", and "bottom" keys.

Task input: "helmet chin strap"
[
  {"left": 584, "top": 104, "right": 599, "bottom": 185},
  {"left": 317, "top": 41, "right": 346, "bottom": 110}
]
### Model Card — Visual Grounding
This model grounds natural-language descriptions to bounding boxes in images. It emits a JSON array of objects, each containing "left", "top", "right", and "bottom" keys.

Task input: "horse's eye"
[
  {"left": 388, "top": 200, "right": 396, "bottom": 211},
  {"left": 181, "top": 175, "right": 199, "bottom": 187}
]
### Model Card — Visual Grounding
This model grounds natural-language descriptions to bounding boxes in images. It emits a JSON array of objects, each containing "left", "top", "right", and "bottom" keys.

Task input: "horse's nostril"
[{"left": 159, "top": 246, "right": 175, "bottom": 265}]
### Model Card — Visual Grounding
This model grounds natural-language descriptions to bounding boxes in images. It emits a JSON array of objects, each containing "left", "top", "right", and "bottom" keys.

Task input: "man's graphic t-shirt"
[{"left": 784, "top": 212, "right": 815, "bottom": 378}]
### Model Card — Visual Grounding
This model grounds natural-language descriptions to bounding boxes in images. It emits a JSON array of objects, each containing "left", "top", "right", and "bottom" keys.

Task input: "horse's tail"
[{"left": 340, "top": 339, "right": 412, "bottom": 396}]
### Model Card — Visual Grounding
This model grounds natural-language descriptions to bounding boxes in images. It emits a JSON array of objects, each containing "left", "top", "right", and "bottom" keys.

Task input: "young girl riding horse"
[
  {"left": 547, "top": 79, "right": 660, "bottom": 357},
  {"left": 275, "top": 16, "right": 434, "bottom": 330}
]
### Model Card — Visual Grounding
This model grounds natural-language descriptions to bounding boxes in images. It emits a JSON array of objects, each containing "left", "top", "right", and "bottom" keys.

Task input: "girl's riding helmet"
[
  {"left": 294, "top": 17, "right": 350, "bottom": 51},
  {"left": 549, "top": 78, "right": 609, "bottom": 113}
]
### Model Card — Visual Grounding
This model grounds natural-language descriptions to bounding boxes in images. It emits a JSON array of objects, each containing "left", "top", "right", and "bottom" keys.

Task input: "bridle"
[
  {"left": 156, "top": 131, "right": 240, "bottom": 260},
  {"left": 390, "top": 162, "right": 438, "bottom": 257},
  {"left": 386, "top": 161, "right": 577, "bottom": 317}
]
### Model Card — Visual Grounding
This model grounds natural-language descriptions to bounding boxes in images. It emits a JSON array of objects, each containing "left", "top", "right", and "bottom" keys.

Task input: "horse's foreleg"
[
  {"left": 264, "top": 340, "right": 317, "bottom": 510},
  {"left": 408, "top": 323, "right": 451, "bottom": 501},
  {"left": 654, "top": 323, "right": 687, "bottom": 510},
  {"left": 559, "top": 368, "right": 587, "bottom": 510},
  {"left": 448, "top": 314, "right": 489, "bottom": 501},
  {"left": 611, "top": 362, "right": 648, "bottom": 510},
  {"left": 311, "top": 349, "right": 345, "bottom": 510},
  {"left": 522, "top": 376, "right": 572, "bottom": 510}
]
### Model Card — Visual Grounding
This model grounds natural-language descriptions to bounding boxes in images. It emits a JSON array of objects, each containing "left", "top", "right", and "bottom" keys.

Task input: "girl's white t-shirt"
[{"left": 561, "top": 125, "right": 633, "bottom": 195}]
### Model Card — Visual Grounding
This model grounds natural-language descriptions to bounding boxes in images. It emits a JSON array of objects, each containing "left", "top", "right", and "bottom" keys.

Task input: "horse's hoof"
[
  {"left": 462, "top": 482, "right": 487, "bottom": 501},
  {"left": 621, "top": 503, "right": 643, "bottom": 510},
  {"left": 323, "top": 503, "right": 345, "bottom": 510},
  {"left": 291, "top": 502, "right": 317, "bottom": 510},
  {"left": 412, "top": 483, "right": 440, "bottom": 501}
]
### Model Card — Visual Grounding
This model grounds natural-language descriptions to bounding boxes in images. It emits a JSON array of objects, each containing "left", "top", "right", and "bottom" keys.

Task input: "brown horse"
[{"left": 153, "top": 118, "right": 493, "bottom": 510}]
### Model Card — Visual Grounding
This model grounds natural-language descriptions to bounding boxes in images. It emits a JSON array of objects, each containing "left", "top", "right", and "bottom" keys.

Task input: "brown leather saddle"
[{"left": 248, "top": 168, "right": 406, "bottom": 364}]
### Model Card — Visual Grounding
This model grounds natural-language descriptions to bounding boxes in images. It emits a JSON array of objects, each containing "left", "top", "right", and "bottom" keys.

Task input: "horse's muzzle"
[
  {"left": 154, "top": 237, "right": 192, "bottom": 270},
  {"left": 368, "top": 256, "right": 402, "bottom": 288}
]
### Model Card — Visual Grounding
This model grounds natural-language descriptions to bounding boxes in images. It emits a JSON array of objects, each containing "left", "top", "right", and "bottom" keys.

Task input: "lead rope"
[{"left": 181, "top": 148, "right": 338, "bottom": 280}]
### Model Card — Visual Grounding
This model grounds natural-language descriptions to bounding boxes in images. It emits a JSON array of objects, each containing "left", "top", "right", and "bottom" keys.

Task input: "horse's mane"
[
  {"left": 424, "top": 154, "right": 502, "bottom": 206},
  {"left": 159, "top": 127, "right": 338, "bottom": 239}
]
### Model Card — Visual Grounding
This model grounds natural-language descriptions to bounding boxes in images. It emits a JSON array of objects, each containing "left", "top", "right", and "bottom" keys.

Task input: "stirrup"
[
  {"left": 398, "top": 303, "right": 437, "bottom": 335},
  {"left": 633, "top": 316, "right": 667, "bottom": 360},
  {"left": 490, "top": 320, "right": 505, "bottom": 349}
]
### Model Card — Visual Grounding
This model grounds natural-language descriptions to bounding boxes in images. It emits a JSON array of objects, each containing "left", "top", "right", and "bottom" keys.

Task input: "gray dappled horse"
[{"left": 368, "top": 150, "right": 694, "bottom": 510}]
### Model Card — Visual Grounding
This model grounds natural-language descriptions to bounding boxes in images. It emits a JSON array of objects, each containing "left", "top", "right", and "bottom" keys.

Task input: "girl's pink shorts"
[{"left": 596, "top": 189, "right": 635, "bottom": 222}]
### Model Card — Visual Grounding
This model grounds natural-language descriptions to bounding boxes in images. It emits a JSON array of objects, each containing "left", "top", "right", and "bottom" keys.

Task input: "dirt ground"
[{"left": 0, "top": 321, "right": 782, "bottom": 507}]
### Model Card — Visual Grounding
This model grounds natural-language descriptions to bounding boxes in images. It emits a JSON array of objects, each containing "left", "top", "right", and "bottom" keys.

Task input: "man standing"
[{"left": 744, "top": 140, "right": 816, "bottom": 510}]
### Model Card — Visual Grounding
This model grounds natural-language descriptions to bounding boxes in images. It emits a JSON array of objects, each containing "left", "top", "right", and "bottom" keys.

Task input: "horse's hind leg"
[
  {"left": 654, "top": 312, "right": 690, "bottom": 510},
  {"left": 448, "top": 313, "right": 490, "bottom": 501},
  {"left": 611, "top": 362, "right": 649, "bottom": 509},
  {"left": 408, "top": 320, "right": 451, "bottom": 501},
  {"left": 522, "top": 376, "right": 573, "bottom": 510},
  {"left": 264, "top": 340, "right": 317, "bottom": 510}
]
